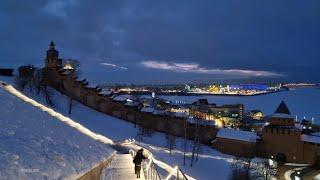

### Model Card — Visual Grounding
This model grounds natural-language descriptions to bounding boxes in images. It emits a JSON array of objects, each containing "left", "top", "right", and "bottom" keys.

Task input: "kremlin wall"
[{"left": 40, "top": 42, "right": 319, "bottom": 165}]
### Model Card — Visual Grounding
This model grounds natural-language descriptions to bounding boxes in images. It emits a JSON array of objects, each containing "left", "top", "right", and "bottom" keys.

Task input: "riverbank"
[{"left": 119, "top": 89, "right": 284, "bottom": 97}]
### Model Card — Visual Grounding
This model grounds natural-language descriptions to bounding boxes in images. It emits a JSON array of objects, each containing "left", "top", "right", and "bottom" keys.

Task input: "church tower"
[{"left": 45, "top": 41, "right": 62, "bottom": 69}]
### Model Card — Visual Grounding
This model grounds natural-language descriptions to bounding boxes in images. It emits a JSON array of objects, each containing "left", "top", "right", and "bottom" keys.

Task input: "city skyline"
[{"left": 1, "top": 1, "right": 320, "bottom": 84}]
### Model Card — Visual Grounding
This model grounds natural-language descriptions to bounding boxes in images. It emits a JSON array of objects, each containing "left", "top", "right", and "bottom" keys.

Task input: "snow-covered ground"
[
  {"left": 47, "top": 92, "right": 234, "bottom": 179},
  {"left": 0, "top": 82, "right": 114, "bottom": 179},
  {"left": 0, "top": 76, "right": 235, "bottom": 179}
]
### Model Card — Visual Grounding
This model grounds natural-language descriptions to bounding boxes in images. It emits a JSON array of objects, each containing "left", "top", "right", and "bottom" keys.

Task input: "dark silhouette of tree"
[
  {"left": 165, "top": 118, "right": 176, "bottom": 155},
  {"left": 16, "top": 65, "right": 53, "bottom": 106}
]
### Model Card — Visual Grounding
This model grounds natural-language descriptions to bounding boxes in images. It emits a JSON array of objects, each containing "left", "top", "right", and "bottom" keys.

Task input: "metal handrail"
[
  {"left": 144, "top": 158, "right": 161, "bottom": 180},
  {"left": 129, "top": 149, "right": 188, "bottom": 180},
  {"left": 177, "top": 167, "right": 189, "bottom": 180}
]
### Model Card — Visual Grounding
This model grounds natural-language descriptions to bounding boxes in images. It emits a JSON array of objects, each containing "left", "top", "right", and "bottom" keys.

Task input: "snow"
[
  {"left": 153, "top": 109, "right": 167, "bottom": 115},
  {"left": 124, "top": 100, "right": 140, "bottom": 107},
  {"left": 295, "top": 123, "right": 303, "bottom": 130},
  {"left": 188, "top": 118, "right": 216, "bottom": 126},
  {"left": 99, "top": 89, "right": 113, "bottom": 96},
  {"left": 216, "top": 128, "right": 257, "bottom": 142},
  {"left": 61, "top": 70, "right": 72, "bottom": 75},
  {"left": 301, "top": 135, "right": 320, "bottom": 144},
  {"left": 100, "top": 154, "right": 145, "bottom": 180},
  {"left": 311, "top": 132, "right": 320, "bottom": 137},
  {"left": 0, "top": 85, "right": 114, "bottom": 179},
  {"left": 140, "top": 107, "right": 155, "bottom": 113},
  {"left": 19, "top": 84, "right": 234, "bottom": 179},
  {"left": 0, "top": 77, "right": 241, "bottom": 179},
  {"left": 86, "top": 83, "right": 98, "bottom": 89},
  {"left": 272, "top": 113, "right": 293, "bottom": 119},
  {"left": 173, "top": 112, "right": 188, "bottom": 118},
  {"left": 112, "top": 95, "right": 128, "bottom": 102}
]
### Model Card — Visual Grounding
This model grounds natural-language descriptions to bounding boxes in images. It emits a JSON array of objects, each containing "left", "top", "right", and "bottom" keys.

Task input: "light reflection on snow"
[{"left": 3, "top": 85, "right": 114, "bottom": 145}]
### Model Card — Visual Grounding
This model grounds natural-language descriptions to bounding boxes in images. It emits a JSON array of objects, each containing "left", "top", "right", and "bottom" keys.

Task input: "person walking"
[{"left": 133, "top": 148, "right": 147, "bottom": 178}]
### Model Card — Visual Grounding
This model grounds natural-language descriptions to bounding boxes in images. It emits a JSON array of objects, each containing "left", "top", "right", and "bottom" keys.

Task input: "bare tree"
[
  {"left": 16, "top": 65, "right": 36, "bottom": 91},
  {"left": 164, "top": 116, "right": 176, "bottom": 155},
  {"left": 33, "top": 68, "right": 43, "bottom": 95},
  {"left": 68, "top": 96, "right": 73, "bottom": 114},
  {"left": 252, "top": 159, "right": 277, "bottom": 180},
  {"left": 165, "top": 133, "right": 176, "bottom": 155},
  {"left": 136, "top": 126, "right": 154, "bottom": 142},
  {"left": 183, "top": 118, "right": 187, "bottom": 166},
  {"left": 190, "top": 117, "right": 201, "bottom": 167},
  {"left": 229, "top": 156, "right": 251, "bottom": 180},
  {"left": 15, "top": 76, "right": 28, "bottom": 91},
  {"left": 16, "top": 65, "right": 54, "bottom": 106}
]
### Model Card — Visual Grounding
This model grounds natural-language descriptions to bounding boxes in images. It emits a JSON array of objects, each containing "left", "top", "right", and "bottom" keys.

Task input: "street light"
[{"left": 294, "top": 171, "right": 301, "bottom": 180}]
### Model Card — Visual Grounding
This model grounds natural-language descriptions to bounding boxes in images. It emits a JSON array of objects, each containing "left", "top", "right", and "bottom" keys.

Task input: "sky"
[{"left": 0, "top": 0, "right": 319, "bottom": 84}]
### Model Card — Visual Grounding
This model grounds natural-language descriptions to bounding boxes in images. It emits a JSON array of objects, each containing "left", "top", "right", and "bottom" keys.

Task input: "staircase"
[{"left": 101, "top": 154, "right": 145, "bottom": 180}]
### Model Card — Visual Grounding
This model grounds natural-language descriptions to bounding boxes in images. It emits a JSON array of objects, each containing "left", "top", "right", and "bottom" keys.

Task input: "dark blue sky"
[{"left": 0, "top": 0, "right": 319, "bottom": 84}]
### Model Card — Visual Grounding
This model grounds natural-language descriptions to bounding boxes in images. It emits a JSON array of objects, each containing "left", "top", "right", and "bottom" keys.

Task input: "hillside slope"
[{"left": 0, "top": 83, "right": 113, "bottom": 179}]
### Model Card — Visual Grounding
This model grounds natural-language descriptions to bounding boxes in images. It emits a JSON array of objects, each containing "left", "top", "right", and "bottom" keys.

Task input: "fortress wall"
[{"left": 46, "top": 69, "right": 218, "bottom": 145}]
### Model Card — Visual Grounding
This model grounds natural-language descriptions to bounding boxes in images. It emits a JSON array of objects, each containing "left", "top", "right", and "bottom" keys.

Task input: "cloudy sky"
[{"left": 0, "top": 0, "right": 319, "bottom": 84}]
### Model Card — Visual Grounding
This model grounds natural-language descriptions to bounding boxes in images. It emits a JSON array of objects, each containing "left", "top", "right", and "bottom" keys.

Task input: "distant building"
[
  {"left": 165, "top": 98, "right": 243, "bottom": 127},
  {"left": 230, "top": 84, "right": 268, "bottom": 91},
  {"left": 249, "top": 110, "right": 264, "bottom": 120},
  {"left": 0, "top": 68, "right": 14, "bottom": 76},
  {"left": 45, "top": 41, "right": 62, "bottom": 69},
  {"left": 212, "top": 128, "right": 257, "bottom": 157},
  {"left": 212, "top": 101, "right": 320, "bottom": 164}
]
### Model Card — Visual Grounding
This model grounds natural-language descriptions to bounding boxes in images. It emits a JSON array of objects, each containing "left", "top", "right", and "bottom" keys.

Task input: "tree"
[
  {"left": 165, "top": 133, "right": 176, "bottom": 155},
  {"left": 190, "top": 117, "right": 201, "bottom": 167},
  {"left": 229, "top": 156, "right": 251, "bottom": 180},
  {"left": 61, "top": 59, "right": 81, "bottom": 114},
  {"left": 136, "top": 126, "right": 154, "bottom": 142},
  {"left": 15, "top": 65, "right": 54, "bottom": 106},
  {"left": 68, "top": 96, "right": 73, "bottom": 114},
  {"left": 252, "top": 159, "right": 277, "bottom": 180},
  {"left": 16, "top": 65, "right": 36, "bottom": 91},
  {"left": 164, "top": 115, "right": 177, "bottom": 155},
  {"left": 189, "top": 106, "right": 203, "bottom": 167},
  {"left": 183, "top": 117, "right": 188, "bottom": 166}
]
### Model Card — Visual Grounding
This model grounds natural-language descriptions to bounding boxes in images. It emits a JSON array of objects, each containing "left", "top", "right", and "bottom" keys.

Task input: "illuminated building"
[
  {"left": 168, "top": 98, "right": 243, "bottom": 128},
  {"left": 208, "top": 84, "right": 220, "bottom": 93},
  {"left": 249, "top": 110, "right": 264, "bottom": 120}
]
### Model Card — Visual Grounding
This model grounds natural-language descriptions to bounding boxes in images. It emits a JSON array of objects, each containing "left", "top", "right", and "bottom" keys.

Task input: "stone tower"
[
  {"left": 261, "top": 101, "right": 302, "bottom": 163},
  {"left": 45, "top": 41, "right": 62, "bottom": 69}
]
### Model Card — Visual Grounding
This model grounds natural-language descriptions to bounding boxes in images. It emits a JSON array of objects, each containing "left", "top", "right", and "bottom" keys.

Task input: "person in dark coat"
[{"left": 133, "top": 148, "right": 147, "bottom": 178}]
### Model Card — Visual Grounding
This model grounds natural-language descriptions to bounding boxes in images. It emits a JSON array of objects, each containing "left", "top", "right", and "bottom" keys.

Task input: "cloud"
[
  {"left": 43, "top": 0, "right": 75, "bottom": 18},
  {"left": 141, "top": 61, "right": 282, "bottom": 77},
  {"left": 100, "top": 62, "right": 128, "bottom": 70}
]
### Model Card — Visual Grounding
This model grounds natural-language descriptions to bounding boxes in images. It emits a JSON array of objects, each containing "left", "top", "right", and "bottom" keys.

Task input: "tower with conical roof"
[
  {"left": 269, "top": 101, "right": 295, "bottom": 126},
  {"left": 261, "top": 101, "right": 303, "bottom": 163},
  {"left": 45, "top": 41, "right": 62, "bottom": 69}
]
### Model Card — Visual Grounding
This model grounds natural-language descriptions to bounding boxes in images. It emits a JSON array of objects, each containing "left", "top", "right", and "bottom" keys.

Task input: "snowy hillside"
[
  {"left": 0, "top": 83, "right": 114, "bottom": 179},
  {"left": 7, "top": 81, "right": 235, "bottom": 179}
]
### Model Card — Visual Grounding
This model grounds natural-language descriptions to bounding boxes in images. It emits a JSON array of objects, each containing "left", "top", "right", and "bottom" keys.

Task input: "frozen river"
[{"left": 158, "top": 88, "right": 320, "bottom": 123}]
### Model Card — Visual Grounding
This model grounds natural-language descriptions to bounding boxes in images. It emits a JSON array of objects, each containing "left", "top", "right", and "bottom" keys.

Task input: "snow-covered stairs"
[{"left": 101, "top": 154, "right": 145, "bottom": 180}]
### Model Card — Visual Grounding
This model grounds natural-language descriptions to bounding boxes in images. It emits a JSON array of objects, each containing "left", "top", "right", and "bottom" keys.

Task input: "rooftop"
[
  {"left": 274, "top": 101, "right": 291, "bottom": 115},
  {"left": 216, "top": 128, "right": 257, "bottom": 142},
  {"left": 301, "top": 134, "right": 320, "bottom": 144},
  {"left": 99, "top": 89, "right": 113, "bottom": 96},
  {"left": 140, "top": 107, "right": 155, "bottom": 113}
]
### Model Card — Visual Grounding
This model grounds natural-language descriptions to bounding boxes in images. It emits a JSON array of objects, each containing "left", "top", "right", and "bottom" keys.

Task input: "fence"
[{"left": 129, "top": 149, "right": 188, "bottom": 180}]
